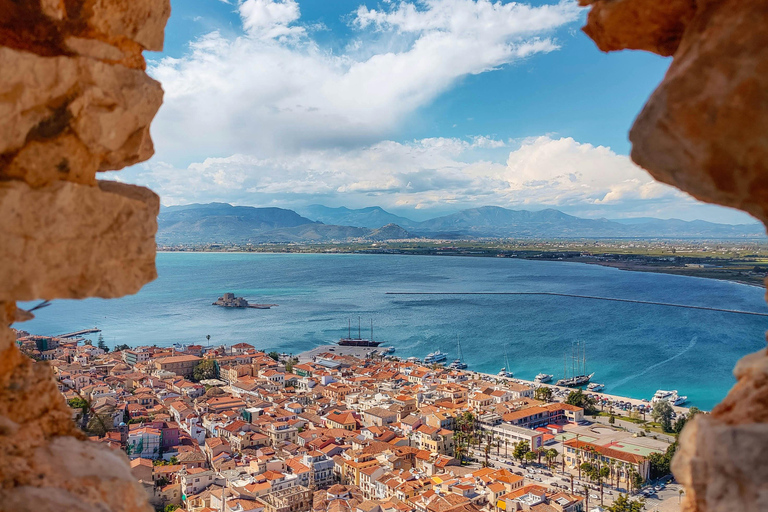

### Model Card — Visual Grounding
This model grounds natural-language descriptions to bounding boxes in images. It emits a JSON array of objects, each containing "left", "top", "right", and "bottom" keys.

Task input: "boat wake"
[{"left": 611, "top": 336, "right": 698, "bottom": 391}]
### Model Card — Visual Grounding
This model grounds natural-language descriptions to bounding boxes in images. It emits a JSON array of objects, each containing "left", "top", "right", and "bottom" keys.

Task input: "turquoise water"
[{"left": 17, "top": 252, "right": 768, "bottom": 410}]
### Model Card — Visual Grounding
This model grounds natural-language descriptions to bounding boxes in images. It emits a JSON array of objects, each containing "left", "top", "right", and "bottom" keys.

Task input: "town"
[{"left": 15, "top": 330, "right": 693, "bottom": 512}]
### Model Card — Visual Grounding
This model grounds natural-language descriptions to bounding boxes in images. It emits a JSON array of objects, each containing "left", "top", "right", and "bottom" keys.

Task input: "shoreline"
[{"left": 298, "top": 344, "right": 696, "bottom": 414}]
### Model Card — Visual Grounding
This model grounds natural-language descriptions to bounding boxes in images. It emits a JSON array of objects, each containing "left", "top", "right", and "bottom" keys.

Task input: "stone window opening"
[{"left": 0, "top": 1, "right": 766, "bottom": 512}]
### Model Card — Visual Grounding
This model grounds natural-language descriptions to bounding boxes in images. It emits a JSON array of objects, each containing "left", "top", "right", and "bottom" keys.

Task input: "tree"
[
  {"left": 97, "top": 334, "right": 109, "bottom": 352},
  {"left": 192, "top": 359, "right": 218, "bottom": 382},
  {"left": 114, "top": 343, "right": 131, "bottom": 351},
  {"left": 534, "top": 387, "right": 553, "bottom": 402},
  {"left": 648, "top": 442, "right": 677, "bottom": 480},
  {"left": 545, "top": 449, "right": 559, "bottom": 470},
  {"left": 524, "top": 450, "right": 537, "bottom": 465},
  {"left": 607, "top": 494, "right": 645, "bottom": 512},
  {"left": 285, "top": 361, "right": 294, "bottom": 373},
  {"left": 687, "top": 406, "right": 702, "bottom": 418},
  {"left": 512, "top": 440, "right": 530, "bottom": 465},
  {"left": 268, "top": 351, "right": 280, "bottom": 361},
  {"left": 163, "top": 505, "right": 180, "bottom": 512},
  {"left": 566, "top": 389, "right": 598, "bottom": 415},
  {"left": 609, "top": 414, "right": 616, "bottom": 425},
  {"left": 651, "top": 400, "right": 674, "bottom": 432}
]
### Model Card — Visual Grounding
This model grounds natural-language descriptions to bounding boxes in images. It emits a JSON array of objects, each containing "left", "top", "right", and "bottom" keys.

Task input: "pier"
[
  {"left": 56, "top": 327, "right": 101, "bottom": 339},
  {"left": 386, "top": 291, "right": 768, "bottom": 318}
]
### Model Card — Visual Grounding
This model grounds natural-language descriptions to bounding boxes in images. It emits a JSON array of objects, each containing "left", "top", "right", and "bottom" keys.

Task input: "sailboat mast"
[
  {"left": 583, "top": 342, "right": 587, "bottom": 375},
  {"left": 348, "top": 318, "right": 351, "bottom": 339},
  {"left": 370, "top": 319, "right": 373, "bottom": 341},
  {"left": 358, "top": 316, "right": 361, "bottom": 339}
]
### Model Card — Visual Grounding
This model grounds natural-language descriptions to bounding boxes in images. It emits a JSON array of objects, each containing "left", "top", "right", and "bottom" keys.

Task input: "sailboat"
[
  {"left": 498, "top": 348, "right": 513, "bottom": 378},
  {"left": 555, "top": 341, "right": 594, "bottom": 387},
  {"left": 448, "top": 335, "right": 468, "bottom": 370}
]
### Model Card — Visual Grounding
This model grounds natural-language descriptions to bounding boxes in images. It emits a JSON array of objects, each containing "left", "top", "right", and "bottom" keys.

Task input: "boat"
[
  {"left": 555, "top": 341, "right": 594, "bottom": 387},
  {"left": 424, "top": 350, "right": 447, "bottom": 364},
  {"left": 382, "top": 346, "right": 396, "bottom": 354},
  {"left": 406, "top": 356, "right": 420, "bottom": 363},
  {"left": 652, "top": 389, "right": 688, "bottom": 406},
  {"left": 338, "top": 318, "right": 383, "bottom": 347},
  {"left": 535, "top": 373, "right": 553, "bottom": 383},
  {"left": 498, "top": 348, "right": 513, "bottom": 378},
  {"left": 587, "top": 382, "right": 605, "bottom": 392},
  {"left": 448, "top": 335, "right": 468, "bottom": 370}
]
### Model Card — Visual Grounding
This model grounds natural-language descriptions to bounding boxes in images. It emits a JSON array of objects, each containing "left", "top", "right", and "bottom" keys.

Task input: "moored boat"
[
  {"left": 535, "top": 373, "right": 553, "bottom": 383},
  {"left": 424, "top": 350, "right": 447, "bottom": 364}
]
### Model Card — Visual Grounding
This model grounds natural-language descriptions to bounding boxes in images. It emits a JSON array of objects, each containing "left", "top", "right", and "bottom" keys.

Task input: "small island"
[{"left": 212, "top": 292, "right": 277, "bottom": 309}]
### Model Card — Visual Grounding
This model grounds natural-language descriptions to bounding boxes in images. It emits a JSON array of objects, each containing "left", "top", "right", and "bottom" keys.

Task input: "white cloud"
[
  {"left": 124, "top": 135, "right": 708, "bottom": 219},
  {"left": 148, "top": 0, "right": 581, "bottom": 163},
  {"left": 503, "top": 136, "right": 677, "bottom": 206}
]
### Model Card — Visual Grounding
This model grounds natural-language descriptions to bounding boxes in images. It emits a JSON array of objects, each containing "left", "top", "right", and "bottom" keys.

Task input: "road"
[{"left": 467, "top": 448, "right": 681, "bottom": 511}]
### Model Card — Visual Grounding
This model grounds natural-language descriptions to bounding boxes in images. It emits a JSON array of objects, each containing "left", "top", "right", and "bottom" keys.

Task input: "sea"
[{"left": 16, "top": 252, "right": 768, "bottom": 410}]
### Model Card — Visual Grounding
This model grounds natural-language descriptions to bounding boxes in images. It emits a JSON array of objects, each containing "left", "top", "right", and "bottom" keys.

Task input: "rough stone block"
[
  {"left": 0, "top": 180, "right": 159, "bottom": 301},
  {"left": 0, "top": 46, "right": 163, "bottom": 184},
  {"left": 580, "top": 0, "right": 696, "bottom": 56},
  {"left": 629, "top": 0, "right": 768, "bottom": 223}
]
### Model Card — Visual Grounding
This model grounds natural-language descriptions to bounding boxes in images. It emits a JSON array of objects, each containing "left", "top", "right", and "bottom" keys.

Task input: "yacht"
[
  {"left": 535, "top": 373, "right": 553, "bottom": 383},
  {"left": 652, "top": 389, "right": 688, "bottom": 406},
  {"left": 381, "top": 346, "right": 396, "bottom": 354},
  {"left": 498, "top": 348, "right": 513, "bottom": 378},
  {"left": 424, "top": 350, "right": 447, "bottom": 364},
  {"left": 406, "top": 356, "right": 420, "bottom": 363},
  {"left": 448, "top": 335, "right": 468, "bottom": 370},
  {"left": 587, "top": 382, "right": 605, "bottom": 392}
]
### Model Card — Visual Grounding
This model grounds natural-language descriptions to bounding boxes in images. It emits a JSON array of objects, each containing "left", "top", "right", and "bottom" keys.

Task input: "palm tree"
[
  {"left": 598, "top": 465, "right": 610, "bottom": 504},
  {"left": 206, "top": 334, "right": 211, "bottom": 346}
]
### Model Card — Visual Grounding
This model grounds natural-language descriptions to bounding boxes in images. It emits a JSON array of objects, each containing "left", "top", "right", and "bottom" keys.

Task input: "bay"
[{"left": 17, "top": 252, "right": 768, "bottom": 410}]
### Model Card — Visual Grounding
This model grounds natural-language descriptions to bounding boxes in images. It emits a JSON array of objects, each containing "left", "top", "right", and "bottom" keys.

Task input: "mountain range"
[{"left": 157, "top": 203, "right": 765, "bottom": 245}]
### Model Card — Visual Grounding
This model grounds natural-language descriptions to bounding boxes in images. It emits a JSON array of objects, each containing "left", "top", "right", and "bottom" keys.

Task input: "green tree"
[
  {"left": 512, "top": 440, "right": 530, "bottom": 465},
  {"left": 97, "top": 334, "right": 108, "bottom": 352},
  {"left": 268, "top": 351, "right": 280, "bottom": 361},
  {"left": 285, "top": 361, "right": 294, "bottom": 373},
  {"left": 566, "top": 389, "right": 598, "bottom": 415},
  {"left": 163, "top": 505, "right": 180, "bottom": 512},
  {"left": 648, "top": 442, "right": 677, "bottom": 479},
  {"left": 534, "top": 387, "right": 553, "bottom": 402},
  {"left": 651, "top": 400, "right": 674, "bottom": 432},
  {"left": 545, "top": 448, "right": 559, "bottom": 470},
  {"left": 192, "top": 359, "right": 218, "bottom": 382},
  {"left": 114, "top": 343, "right": 131, "bottom": 351},
  {"left": 524, "top": 450, "right": 537, "bottom": 465},
  {"left": 687, "top": 406, "right": 702, "bottom": 419},
  {"left": 607, "top": 494, "right": 645, "bottom": 512},
  {"left": 609, "top": 414, "right": 616, "bottom": 425}
]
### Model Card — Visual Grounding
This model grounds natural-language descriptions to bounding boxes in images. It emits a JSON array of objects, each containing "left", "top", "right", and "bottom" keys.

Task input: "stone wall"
[
  {"left": 0, "top": 1, "right": 169, "bottom": 511},
  {"left": 580, "top": 1, "right": 768, "bottom": 511}
]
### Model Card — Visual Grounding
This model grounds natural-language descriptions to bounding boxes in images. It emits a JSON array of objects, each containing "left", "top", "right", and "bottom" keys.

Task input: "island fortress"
[
  {"left": 213, "top": 293, "right": 278, "bottom": 309},
  {"left": 213, "top": 292, "right": 249, "bottom": 308}
]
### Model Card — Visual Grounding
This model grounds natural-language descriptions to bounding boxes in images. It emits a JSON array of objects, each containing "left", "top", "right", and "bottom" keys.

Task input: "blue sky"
[{"left": 121, "top": 0, "right": 755, "bottom": 224}]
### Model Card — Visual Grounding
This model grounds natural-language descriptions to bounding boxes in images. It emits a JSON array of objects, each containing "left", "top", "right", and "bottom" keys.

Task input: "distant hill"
[
  {"left": 297, "top": 205, "right": 418, "bottom": 229},
  {"left": 366, "top": 223, "right": 414, "bottom": 241},
  {"left": 157, "top": 202, "right": 765, "bottom": 245},
  {"left": 158, "top": 203, "right": 415, "bottom": 245}
]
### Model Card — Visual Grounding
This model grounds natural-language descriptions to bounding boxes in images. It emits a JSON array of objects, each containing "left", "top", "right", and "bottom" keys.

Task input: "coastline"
[{"left": 298, "top": 344, "right": 695, "bottom": 415}]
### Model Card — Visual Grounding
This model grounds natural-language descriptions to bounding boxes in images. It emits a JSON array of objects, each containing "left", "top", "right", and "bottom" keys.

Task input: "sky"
[{"left": 113, "top": 0, "right": 756, "bottom": 224}]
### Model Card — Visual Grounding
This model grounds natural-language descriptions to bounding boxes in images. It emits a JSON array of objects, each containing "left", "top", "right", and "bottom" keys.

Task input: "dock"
[
  {"left": 57, "top": 327, "right": 101, "bottom": 339},
  {"left": 297, "top": 344, "right": 385, "bottom": 363}
]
